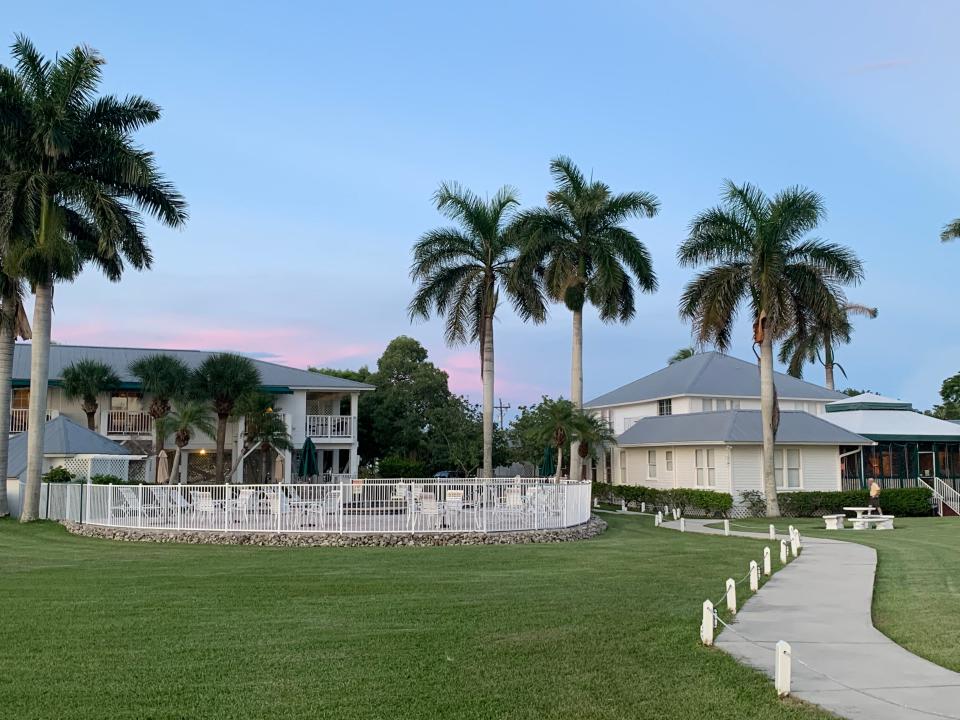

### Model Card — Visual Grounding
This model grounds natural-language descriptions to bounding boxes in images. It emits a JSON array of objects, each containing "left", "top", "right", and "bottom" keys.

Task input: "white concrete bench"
[
  {"left": 822, "top": 514, "right": 845, "bottom": 530},
  {"left": 851, "top": 515, "right": 895, "bottom": 530}
]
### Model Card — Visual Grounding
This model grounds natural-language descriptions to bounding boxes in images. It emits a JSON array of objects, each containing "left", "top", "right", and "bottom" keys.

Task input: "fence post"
[
  {"left": 725, "top": 578, "right": 737, "bottom": 614},
  {"left": 701, "top": 600, "right": 714, "bottom": 646},
  {"left": 680, "top": 517, "right": 686, "bottom": 533},
  {"left": 769, "top": 523, "right": 776, "bottom": 541},
  {"left": 788, "top": 524, "right": 795, "bottom": 540},
  {"left": 780, "top": 540, "right": 788, "bottom": 565},
  {"left": 790, "top": 532, "right": 799, "bottom": 558},
  {"left": 44, "top": 482, "right": 50, "bottom": 520},
  {"left": 749, "top": 560, "right": 759, "bottom": 592},
  {"left": 108, "top": 484, "right": 113, "bottom": 524},
  {"left": 793, "top": 529, "right": 802, "bottom": 550},
  {"left": 620, "top": 498, "right": 627, "bottom": 512},
  {"left": 763, "top": 547, "right": 772, "bottom": 576},
  {"left": 723, "top": 519, "right": 730, "bottom": 536},
  {"left": 277, "top": 486, "right": 282, "bottom": 532},
  {"left": 655, "top": 511, "right": 662, "bottom": 527},
  {"left": 137, "top": 484, "right": 143, "bottom": 528},
  {"left": 641, "top": 501, "right": 646, "bottom": 513},
  {"left": 775, "top": 641, "right": 792, "bottom": 697}
]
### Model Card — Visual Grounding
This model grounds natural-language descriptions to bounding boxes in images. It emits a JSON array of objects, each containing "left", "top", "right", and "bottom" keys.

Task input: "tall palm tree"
[
  {"left": 0, "top": 268, "right": 30, "bottom": 517},
  {"left": 779, "top": 302, "right": 877, "bottom": 390},
  {"left": 668, "top": 347, "right": 696, "bottom": 365},
  {"left": 409, "top": 182, "right": 544, "bottom": 478},
  {"left": 61, "top": 359, "right": 120, "bottom": 430},
  {"left": 191, "top": 353, "right": 261, "bottom": 484},
  {"left": 155, "top": 401, "right": 215, "bottom": 484},
  {"left": 518, "top": 156, "right": 659, "bottom": 478},
  {"left": 129, "top": 354, "right": 191, "bottom": 471},
  {"left": 940, "top": 219, "right": 960, "bottom": 242},
  {"left": 678, "top": 180, "right": 863, "bottom": 516},
  {"left": 0, "top": 37, "right": 187, "bottom": 521}
]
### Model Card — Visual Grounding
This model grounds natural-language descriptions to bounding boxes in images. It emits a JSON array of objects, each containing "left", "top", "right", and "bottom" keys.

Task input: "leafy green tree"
[
  {"left": 129, "top": 354, "right": 191, "bottom": 465},
  {"left": 679, "top": 181, "right": 862, "bottom": 516},
  {"left": 668, "top": 347, "right": 696, "bottom": 365},
  {"left": 410, "top": 182, "right": 544, "bottom": 479},
  {"left": 1, "top": 37, "right": 187, "bottom": 521},
  {"left": 517, "top": 156, "right": 658, "bottom": 478},
  {"left": 779, "top": 302, "right": 877, "bottom": 389},
  {"left": 156, "top": 401, "right": 215, "bottom": 484},
  {"left": 931, "top": 372, "right": 960, "bottom": 419},
  {"left": 191, "top": 354, "right": 261, "bottom": 483},
  {"left": 310, "top": 364, "right": 376, "bottom": 465},
  {"left": 61, "top": 359, "right": 120, "bottom": 430},
  {"left": 941, "top": 219, "right": 960, "bottom": 242}
]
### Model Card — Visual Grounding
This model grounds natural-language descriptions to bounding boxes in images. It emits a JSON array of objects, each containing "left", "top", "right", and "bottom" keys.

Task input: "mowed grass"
[
  {"left": 715, "top": 516, "right": 960, "bottom": 673},
  {"left": 0, "top": 515, "right": 834, "bottom": 720}
]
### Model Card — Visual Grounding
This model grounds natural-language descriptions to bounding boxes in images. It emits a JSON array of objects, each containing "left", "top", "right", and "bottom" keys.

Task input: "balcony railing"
[
  {"left": 107, "top": 410, "right": 153, "bottom": 436},
  {"left": 10, "top": 408, "right": 28, "bottom": 433},
  {"left": 305, "top": 414, "right": 355, "bottom": 439}
]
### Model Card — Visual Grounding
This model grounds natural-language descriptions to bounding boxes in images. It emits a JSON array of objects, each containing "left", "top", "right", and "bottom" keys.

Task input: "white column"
[
  {"left": 235, "top": 416, "right": 245, "bottom": 484},
  {"left": 349, "top": 392, "right": 360, "bottom": 477},
  {"left": 283, "top": 448, "right": 292, "bottom": 483}
]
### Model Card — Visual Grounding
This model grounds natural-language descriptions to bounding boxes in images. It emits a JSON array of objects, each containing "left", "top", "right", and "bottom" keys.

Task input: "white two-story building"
[{"left": 10, "top": 344, "right": 374, "bottom": 483}]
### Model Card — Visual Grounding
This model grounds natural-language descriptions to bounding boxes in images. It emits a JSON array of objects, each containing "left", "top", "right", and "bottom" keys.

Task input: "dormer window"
[{"left": 658, "top": 399, "right": 672, "bottom": 416}]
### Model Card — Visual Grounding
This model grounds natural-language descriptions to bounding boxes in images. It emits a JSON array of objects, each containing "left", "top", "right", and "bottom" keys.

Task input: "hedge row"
[
  {"left": 593, "top": 482, "right": 733, "bottom": 517},
  {"left": 773, "top": 487, "right": 932, "bottom": 518}
]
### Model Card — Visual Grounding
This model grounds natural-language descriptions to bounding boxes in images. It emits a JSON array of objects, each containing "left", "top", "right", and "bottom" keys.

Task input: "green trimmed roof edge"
[
  {"left": 826, "top": 401, "right": 913, "bottom": 413},
  {"left": 859, "top": 433, "right": 960, "bottom": 443},
  {"left": 12, "top": 379, "right": 293, "bottom": 395}
]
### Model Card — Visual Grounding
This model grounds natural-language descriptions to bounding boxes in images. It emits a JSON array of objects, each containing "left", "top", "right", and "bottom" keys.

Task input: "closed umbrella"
[
  {"left": 273, "top": 452, "right": 285, "bottom": 484},
  {"left": 156, "top": 450, "right": 170, "bottom": 485},
  {"left": 298, "top": 437, "right": 319, "bottom": 479}
]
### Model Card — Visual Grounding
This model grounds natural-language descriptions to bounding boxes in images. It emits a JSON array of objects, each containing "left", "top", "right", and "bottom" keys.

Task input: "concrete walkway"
[{"left": 663, "top": 518, "right": 960, "bottom": 720}]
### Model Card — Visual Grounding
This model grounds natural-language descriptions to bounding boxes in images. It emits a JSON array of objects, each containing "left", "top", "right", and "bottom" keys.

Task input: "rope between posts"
[{"left": 712, "top": 615, "right": 960, "bottom": 720}]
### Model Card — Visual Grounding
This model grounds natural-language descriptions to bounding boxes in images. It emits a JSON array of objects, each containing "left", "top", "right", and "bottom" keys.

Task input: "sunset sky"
[{"left": 5, "top": 1, "right": 960, "bottom": 412}]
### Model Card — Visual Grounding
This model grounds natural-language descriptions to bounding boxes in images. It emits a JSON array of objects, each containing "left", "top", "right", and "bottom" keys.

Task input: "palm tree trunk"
[
  {"left": 0, "top": 297, "right": 14, "bottom": 517},
  {"left": 85, "top": 410, "right": 96, "bottom": 431},
  {"left": 170, "top": 446, "right": 182, "bottom": 484},
  {"left": 481, "top": 311, "right": 494, "bottom": 479},
  {"left": 569, "top": 308, "right": 584, "bottom": 480},
  {"left": 824, "top": 364, "right": 835, "bottom": 392},
  {"left": 215, "top": 415, "right": 227, "bottom": 484},
  {"left": 759, "top": 332, "right": 781, "bottom": 517},
  {"left": 21, "top": 281, "right": 53, "bottom": 522},
  {"left": 555, "top": 444, "right": 563, "bottom": 482},
  {"left": 823, "top": 335, "right": 835, "bottom": 391}
]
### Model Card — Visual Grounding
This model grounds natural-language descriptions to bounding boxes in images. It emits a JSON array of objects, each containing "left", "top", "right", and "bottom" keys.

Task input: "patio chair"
[
  {"left": 413, "top": 491, "right": 442, "bottom": 531},
  {"left": 444, "top": 489, "right": 465, "bottom": 530},
  {"left": 191, "top": 491, "right": 217, "bottom": 527},
  {"left": 303, "top": 489, "right": 341, "bottom": 530},
  {"left": 227, "top": 489, "right": 256, "bottom": 523}
]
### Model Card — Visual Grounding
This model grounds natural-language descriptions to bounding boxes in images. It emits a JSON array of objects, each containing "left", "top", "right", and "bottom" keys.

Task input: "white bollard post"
[
  {"left": 775, "top": 641, "right": 792, "bottom": 697},
  {"left": 725, "top": 578, "right": 737, "bottom": 614},
  {"left": 780, "top": 539, "right": 788, "bottom": 565},
  {"left": 769, "top": 523, "right": 776, "bottom": 541},
  {"left": 749, "top": 560, "right": 759, "bottom": 592},
  {"left": 763, "top": 547, "right": 772, "bottom": 576},
  {"left": 790, "top": 533, "right": 799, "bottom": 558},
  {"left": 723, "top": 519, "right": 730, "bottom": 536},
  {"left": 641, "top": 501, "right": 646, "bottom": 513},
  {"left": 680, "top": 517, "right": 686, "bottom": 533},
  {"left": 593, "top": 497, "right": 598, "bottom": 508},
  {"left": 621, "top": 498, "right": 627, "bottom": 513},
  {"left": 655, "top": 511, "right": 662, "bottom": 527},
  {"left": 701, "top": 600, "right": 715, "bottom": 646},
  {"left": 793, "top": 529, "right": 802, "bottom": 550},
  {"left": 788, "top": 524, "right": 795, "bottom": 541}
]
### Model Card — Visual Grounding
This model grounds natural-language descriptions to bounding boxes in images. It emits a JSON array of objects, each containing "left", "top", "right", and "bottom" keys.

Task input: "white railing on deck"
[
  {"left": 107, "top": 411, "right": 153, "bottom": 435},
  {"left": 10, "top": 409, "right": 28, "bottom": 433},
  {"left": 305, "top": 414, "right": 354, "bottom": 439},
  {"left": 61, "top": 479, "right": 591, "bottom": 534},
  {"left": 930, "top": 477, "right": 960, "bottom": 516}
]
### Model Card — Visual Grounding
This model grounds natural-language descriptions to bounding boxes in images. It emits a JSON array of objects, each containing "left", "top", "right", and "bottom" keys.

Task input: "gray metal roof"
[
  {"left": 586, "top": 352, "right": 845, "bottom": 408},
  {"left": 7, "top": 416, "right": 129, "bottom": 479},
  {"left": 616, "top": 410, "right": 872, "bottom": 447},
  {"left": 13, "top": 344, "right": 374, "bottom": 392}
]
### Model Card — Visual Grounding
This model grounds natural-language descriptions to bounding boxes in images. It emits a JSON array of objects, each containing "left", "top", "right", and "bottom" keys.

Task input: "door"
[{"left": 918, "top": 451, "right": 935, "bottom": 478}]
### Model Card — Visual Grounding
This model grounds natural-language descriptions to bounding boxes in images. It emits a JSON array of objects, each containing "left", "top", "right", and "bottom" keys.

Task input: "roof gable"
[
  {"left": 586, "top": 352, "right": 845, "bottom": 408},
  {"left": 826, "top": 392, "right": 913, "bottom": 413},
  {"left": 6, "top": 416, "right": 129, "bottom": 479}
]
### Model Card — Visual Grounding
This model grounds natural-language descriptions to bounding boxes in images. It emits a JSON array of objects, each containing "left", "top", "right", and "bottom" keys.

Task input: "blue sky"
[{"left": 5, "top": 1, "right": 959, "bottom": 411}]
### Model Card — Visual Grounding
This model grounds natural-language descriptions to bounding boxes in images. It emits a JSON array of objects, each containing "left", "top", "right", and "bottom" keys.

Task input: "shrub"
[
  {"left": 89, "top": 474, "right": 130, "bottom": 485},
  {"left": 738, "top": 490, "right": 767, "bottom": 517},
  {"left": 592, "top": 483, "right": 733, "bottom": 517},
  {"left": 377, "top": 457, "right": 428, "bottom": 478},
  {"left": 42, "top": 467, "right": 75, "bottom": 483},
  {"left": 775, "top": 487, "right": 932, "bottom": 517}
]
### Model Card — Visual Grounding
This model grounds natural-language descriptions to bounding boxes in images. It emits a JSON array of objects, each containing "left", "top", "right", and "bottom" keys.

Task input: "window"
[
  {"left": 715, "top": 399, "right": 728, "bottom": 411},
  {"left": 11, "top": 388, "right": 29, "bottom": 409},
  {"left": 701, "top": 398, "right": 713, "bottom": 412},
  {"left": 695, "top": 448, "right": 716, "bottom": 487},
  {"left": 647, "top": 450, "right": 657, "bottom": 478},
  {"left": 110, "top": 391, "right": 144, "bottom": 412},
  {"left": 665, "top": 450, "right": 673, "bottom": 472},
  {"left": 619, "top": 450, "right": 627, "bottom": 479},
  {"left": 658, "top": 399, "right": 672, "bottom": 416},
  {"left": 775, "top": 448, "right": 801, "bottom": 489}
]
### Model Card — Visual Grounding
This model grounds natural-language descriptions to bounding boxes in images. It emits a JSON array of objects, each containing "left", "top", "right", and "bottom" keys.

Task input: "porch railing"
[
  {"left": 64, "top": 479, "right": 592, "bottom": 535},
  {"left": 10, "top": 408, "right": 28, "bottom": 433},
  {"left": 107, "top": 410, "right": 153, "bottom": 436},
  {"left": 305, "top": 414, "right": 354, "bottom": 439}
]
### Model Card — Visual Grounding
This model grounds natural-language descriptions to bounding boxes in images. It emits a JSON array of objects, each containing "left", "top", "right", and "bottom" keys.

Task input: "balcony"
[
  {"left": 10, "top": 408, "right": 28, "bottom": 433},
  {"left": 107, "top": 410, "right": 153, "bottom": 436},
  {"left": 305, "top": 414, "right": 355, "bottom": 440}
]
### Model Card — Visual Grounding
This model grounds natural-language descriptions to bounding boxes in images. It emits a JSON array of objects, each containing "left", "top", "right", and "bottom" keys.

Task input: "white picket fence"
[{"left": 36, "top": 480, "right": 592, "bottom": 534}]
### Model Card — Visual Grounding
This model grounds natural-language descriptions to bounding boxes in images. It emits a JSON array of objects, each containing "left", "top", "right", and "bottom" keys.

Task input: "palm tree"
[
  {"left": 668, "top": 347, "right": 696, "bottom": 365},
  {"left": 530, "top": 398, "right": 580, "bottom": 482},
  {"left": 61, "top": 359, "right": 120, "bottom": 430},
  {"left": 129, "top": 354, "right": 191, "bottom": 472},
  {"left": 409, "top": 182, "right": 544, "bottom": 478},
  {"left": 517, "top": 156, "right": 659, "bottom": 478},
  {"left": 678, "top": 181, "right": 862, "bottom": 516},
  {"left": 155, "top": 401, "right": 215, "bottom": 484},
  {"left": 0, "top": 268, "right": 30, "bottom": 517},
  {"left": 234, "top": 393, "right": 293, "bottom": 482},
  {"left": 940, "top": 219, "right": 960, "bottom": 242},
  {"left": 191, "top": 353, "right": 261, "bottom": 484},
  {"left": 779, "top": 302, "right": 877, "bottom": 390},
  {"left": 1, "top": 37, "right": 187, "bottom": 521},
  {"left": 574, "top": 412, "right": 617, "bottom": 481}
]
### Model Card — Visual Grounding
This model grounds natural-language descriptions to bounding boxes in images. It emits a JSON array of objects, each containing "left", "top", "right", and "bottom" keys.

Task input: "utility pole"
[{"left": 494, "top": 398, "right": 511, "bottom": 429}]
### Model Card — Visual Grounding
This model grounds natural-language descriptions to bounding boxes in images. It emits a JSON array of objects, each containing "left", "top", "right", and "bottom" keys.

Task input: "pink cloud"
[{"left": 440, "top": 350, "right": 549, "bottom": 404}]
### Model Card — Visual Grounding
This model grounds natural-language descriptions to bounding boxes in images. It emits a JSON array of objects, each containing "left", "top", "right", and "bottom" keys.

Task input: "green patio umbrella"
[
  {"left": 538, "top": 446, "right": 556, "bottom": 477},
  {"left": 298, "top": 437, "right": 319, "bottom": 479}
]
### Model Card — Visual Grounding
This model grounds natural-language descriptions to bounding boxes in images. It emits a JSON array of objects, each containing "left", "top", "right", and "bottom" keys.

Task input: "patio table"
[{"left": 842, "top": 506, "right": 876, "bottom": 519}]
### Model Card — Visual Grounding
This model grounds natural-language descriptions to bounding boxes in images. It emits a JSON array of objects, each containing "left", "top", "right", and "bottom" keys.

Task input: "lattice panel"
[
  {"left": 90, "top": 456, "right": 130, "bottom": 481},
  {"left": 60, "top": 457, "right": 90, "bottom": 480},
  {"left": 128, "top": 459, "right": 147, "bottom": 483}
]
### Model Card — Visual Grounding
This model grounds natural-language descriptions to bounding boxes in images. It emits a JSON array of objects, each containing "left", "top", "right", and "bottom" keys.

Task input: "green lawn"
[
  {"left": 0, "top": 515, "right": 834, "bottom": 720},
  {"left": 714, "top": 516, "right": 960, "bottom": 673}
]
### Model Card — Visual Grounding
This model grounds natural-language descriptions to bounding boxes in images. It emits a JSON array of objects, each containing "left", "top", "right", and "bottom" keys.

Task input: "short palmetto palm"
[
  {"left": 155, "top": 401, "right": 215, "bottom": 484},
  {"left": 517, "top": 156, "right": 659, "bottom": 476},
  {"left": 0, "top": 37, "right": 187, "bottom": 520},
  {"left": 409, "top": 182, "right": 544, "bottom": 478},
  {"left": 61, "top": 359, "right": 120, "bottom": 430},
  {"left": 130, "top": 354, "right": 191, "bottom": 463},
  {"left": 678, "top": 180, "right": 863, "bottom": 516},
  {"left": 779, "top": 302, "right": 877, "bottom": 390}
]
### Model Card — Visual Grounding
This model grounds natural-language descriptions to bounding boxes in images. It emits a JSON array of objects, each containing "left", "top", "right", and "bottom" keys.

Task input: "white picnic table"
[{"left": 842, "top": 506, "right": 876, "bottom": 519}]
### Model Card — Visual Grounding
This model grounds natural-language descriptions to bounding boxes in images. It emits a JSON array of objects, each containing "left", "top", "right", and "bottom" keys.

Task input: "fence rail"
[
  {"left": 107, "top": 411, "right": 153, "bottom": 435},
  {"left": 37, "top": 480, "right": 592, "bottom": 535},
  {"left": 305, "top": 414, "right": 354, "bottom": 439}
]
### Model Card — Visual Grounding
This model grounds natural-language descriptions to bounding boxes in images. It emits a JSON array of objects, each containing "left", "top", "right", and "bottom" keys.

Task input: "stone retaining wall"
[{"left": 61, "top": 515, "right": 607, "bottom": 547}]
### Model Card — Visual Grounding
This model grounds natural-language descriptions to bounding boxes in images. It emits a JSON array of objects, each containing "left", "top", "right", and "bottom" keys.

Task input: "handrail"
[{"left": 933, "top": 476, "right": 960, "bottom": 516}]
